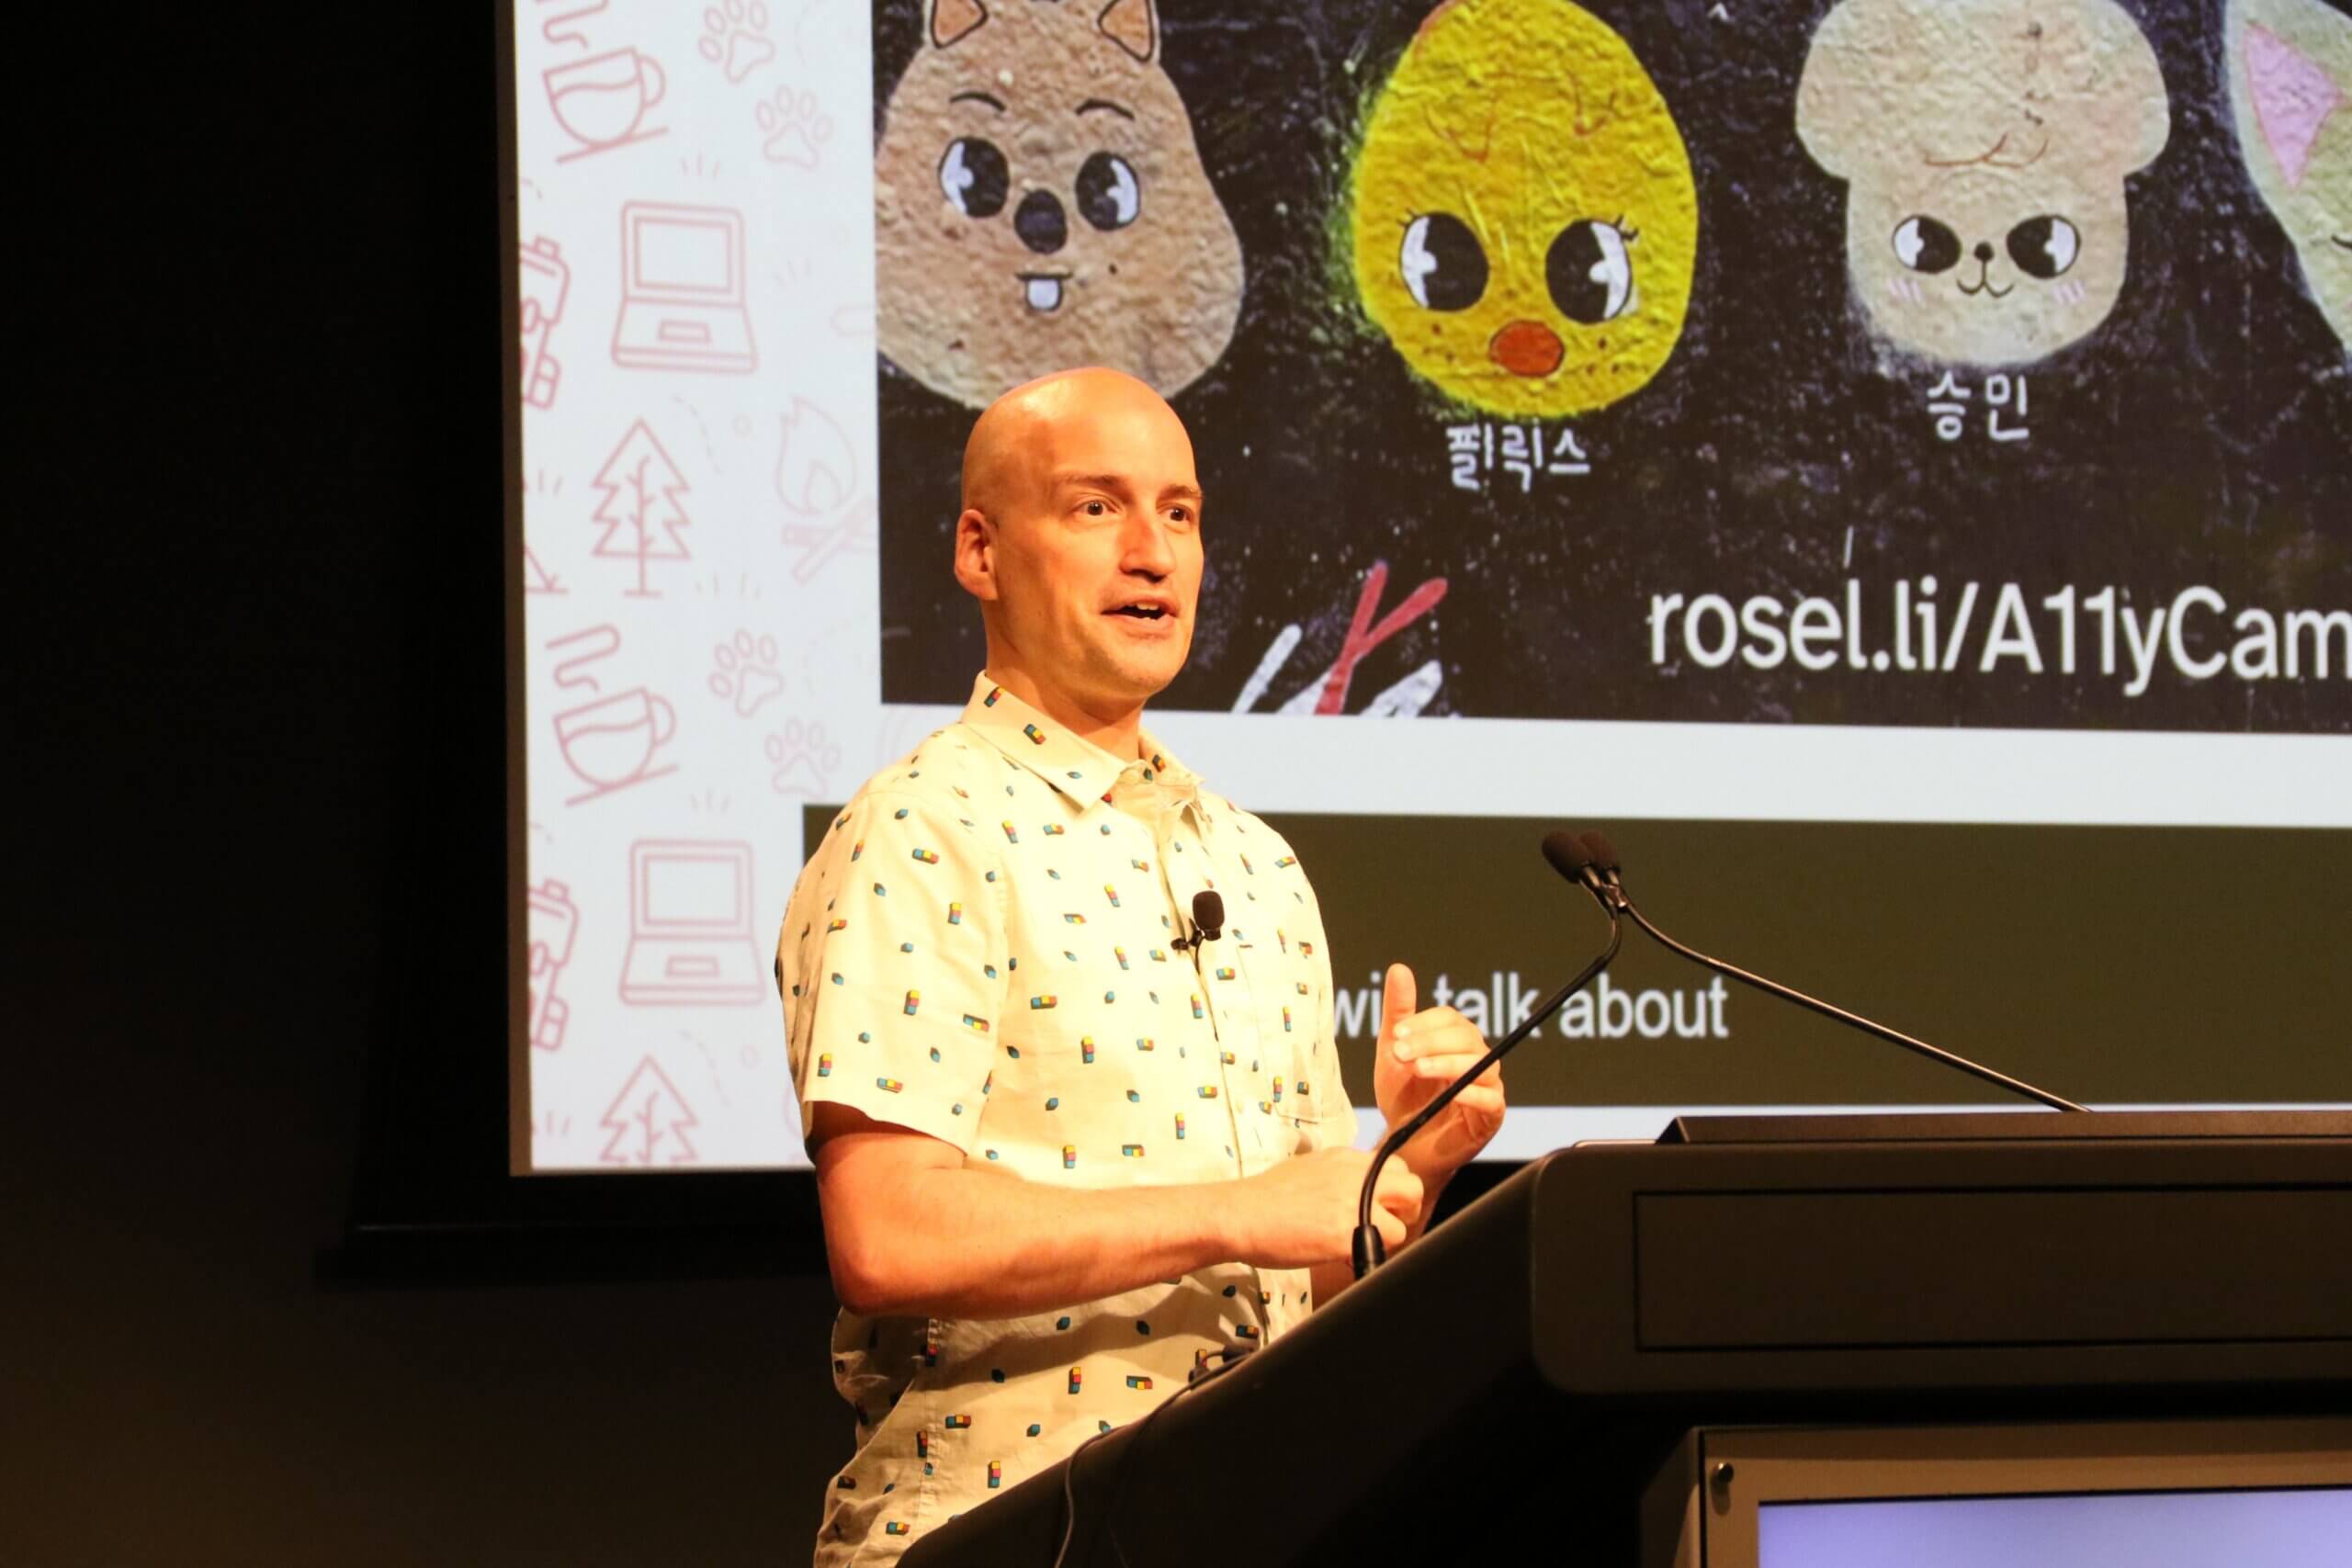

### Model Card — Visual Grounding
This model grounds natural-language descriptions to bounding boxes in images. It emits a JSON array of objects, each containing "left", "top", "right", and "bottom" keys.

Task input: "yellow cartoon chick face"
[{"left": 1350, "top": 0, "right": 1699, "bottom": 418}]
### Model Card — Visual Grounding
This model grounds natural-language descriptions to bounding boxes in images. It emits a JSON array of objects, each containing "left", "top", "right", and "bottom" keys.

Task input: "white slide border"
[
  {"left": 882, "top": 705, "right": 2351, "bottom": 828},
  {"left": 1159, "top": 711, "right": 2349, "bottom": 829}
]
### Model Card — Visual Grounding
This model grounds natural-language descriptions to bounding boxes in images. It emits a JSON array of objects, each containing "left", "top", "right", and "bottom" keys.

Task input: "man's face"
[{"left": 978, "top": 382, "right": 1204, "bottom": 718}]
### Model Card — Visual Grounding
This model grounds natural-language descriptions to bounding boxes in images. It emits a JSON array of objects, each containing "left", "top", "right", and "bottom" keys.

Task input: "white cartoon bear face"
[{"left": 1797, "top": 0, "right": 2171, "bottom": 366}]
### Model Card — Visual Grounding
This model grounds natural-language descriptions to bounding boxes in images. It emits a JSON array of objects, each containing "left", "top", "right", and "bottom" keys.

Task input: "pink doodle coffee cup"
[
  {"left": 545, "top": 48, "right": 666, "bottom": 150},
  {"left": 555, "top": 689, "right": 675, "bottom": 789}
]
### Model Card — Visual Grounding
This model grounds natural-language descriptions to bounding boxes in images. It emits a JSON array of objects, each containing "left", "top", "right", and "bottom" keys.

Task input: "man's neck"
[{"left": 983, "top": 665, "right": 1147, "bottom": 761}]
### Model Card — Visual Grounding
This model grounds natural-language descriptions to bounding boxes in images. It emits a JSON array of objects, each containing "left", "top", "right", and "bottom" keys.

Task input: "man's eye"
[{"left": 1084, "top": 501, "right": 1107, "bottom": 516}]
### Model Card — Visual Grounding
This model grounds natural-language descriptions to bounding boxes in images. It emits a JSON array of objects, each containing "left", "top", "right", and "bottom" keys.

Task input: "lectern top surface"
[{"left": 1659, "top": 1110, "right": 2352, "bottom": 1145}]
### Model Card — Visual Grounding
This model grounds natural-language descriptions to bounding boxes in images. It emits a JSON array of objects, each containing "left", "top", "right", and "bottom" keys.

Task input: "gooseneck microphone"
[
  {"left": 1579, "top": 831, "right": 2090, "bottom": 1114},
  {"left": 1170, "top": 890, "right": 1224, "bottom": 953},
  {"left": 1352, "top": 830, "right": 1623, "bottom": 1280}
]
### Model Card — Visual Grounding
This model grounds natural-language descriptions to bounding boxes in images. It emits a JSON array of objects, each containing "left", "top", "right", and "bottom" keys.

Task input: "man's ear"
[
  {"left": 1098, "top": 0, "right": 1158, "bottom": 65},
  {"left": 930, "top": 0, "right": 988, "bottom": 51},
  {"left": 953, "top": 508, "right": 1001, "bottom": 602}
]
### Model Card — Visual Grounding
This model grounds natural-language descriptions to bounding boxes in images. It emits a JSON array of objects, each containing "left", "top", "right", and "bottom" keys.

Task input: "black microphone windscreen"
[
  {"left": 1580, "top": 831, "right": 1621, "bottom": 872},
  {"left": 1192, "top": 890, "right": 1225, "bottom": 936},
  {"left": 1541, "top": 830, "right": 1594, "bottom": 881}
]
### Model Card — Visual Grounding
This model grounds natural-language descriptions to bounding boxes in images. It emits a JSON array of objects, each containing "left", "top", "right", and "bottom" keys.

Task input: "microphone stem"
[
  {"left": 1355, "top": 911, "right": 1623, "bottom": 1279},
  {"left": 1618, "top": 897, "right": 2089, "bottom": 1114}
]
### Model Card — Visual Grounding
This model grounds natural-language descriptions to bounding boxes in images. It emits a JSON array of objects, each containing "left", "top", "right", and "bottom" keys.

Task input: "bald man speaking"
[{"left": 776, "top": 368, "right": 1505, "bottom": 1563}]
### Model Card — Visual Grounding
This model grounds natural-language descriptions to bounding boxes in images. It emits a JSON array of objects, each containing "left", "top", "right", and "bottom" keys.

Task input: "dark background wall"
[{"left": 14, "top": 13, "right": 850, "bottom": 1565}]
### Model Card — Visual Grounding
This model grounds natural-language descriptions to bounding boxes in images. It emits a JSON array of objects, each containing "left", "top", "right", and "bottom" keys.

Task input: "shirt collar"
[{"left": 957, "top": 672, "right": 1205, "bottom": 818}]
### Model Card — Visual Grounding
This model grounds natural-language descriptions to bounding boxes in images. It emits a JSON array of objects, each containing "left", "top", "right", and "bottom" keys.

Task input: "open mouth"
[
  {"left": 1105, "top": 601, "right": 1173, "bottom": 623},
  {"left": 1020, "top": 273, "right": 1069, "bottom": 313}
]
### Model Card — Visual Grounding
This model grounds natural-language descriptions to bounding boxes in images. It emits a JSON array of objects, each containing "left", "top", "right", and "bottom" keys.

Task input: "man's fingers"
[
  {"left": 1374, "top": 1162, "right": 1424, "bottom": 1214},
  {"left": 1401, "top": 1087, "right": 1506, "bottom": 1140},
  {"left": 1411, "top": 1051, "right": 1501, "bottom": 1080},
  {"left": 1374, "top": 1205, "right": 1408, "bottom": 1251},
  {"left": 1392, "top": 1006, "right": 1480, "bottom": 1060},
  {"left": 1445, "top": 1086, "right": 1506, "bottom": 1117},
  {"left": 1379, "top": 963, "right": 1416, "bottom": 1041}
]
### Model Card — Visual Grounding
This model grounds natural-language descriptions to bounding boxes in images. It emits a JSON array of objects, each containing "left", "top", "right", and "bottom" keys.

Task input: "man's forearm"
[{"left": 831, "top": 1162, "right": 1241, "bottom": 1319}]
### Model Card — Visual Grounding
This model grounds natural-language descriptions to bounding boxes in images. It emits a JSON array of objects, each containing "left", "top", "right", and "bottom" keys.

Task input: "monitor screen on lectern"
[
  {"left": 1683, "top": 1417, "right": 2352, "bottom": 1568},
  {"left": 503, "top": 0, "right": 2352, "bottom": 1173},
  {"left": 1759, "top": 1489, "right": 2351, "bottom": 1568}
]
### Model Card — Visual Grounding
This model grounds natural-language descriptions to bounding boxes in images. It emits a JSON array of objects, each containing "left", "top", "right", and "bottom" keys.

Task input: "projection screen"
[{"left": 507, "top": 0, "right": 2352, "bottom": 1173}]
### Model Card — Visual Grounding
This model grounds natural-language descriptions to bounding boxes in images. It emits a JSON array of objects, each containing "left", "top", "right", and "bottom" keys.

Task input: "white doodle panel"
[{"left": 518, "top": 0, "right": 876, "bottom": 1171}]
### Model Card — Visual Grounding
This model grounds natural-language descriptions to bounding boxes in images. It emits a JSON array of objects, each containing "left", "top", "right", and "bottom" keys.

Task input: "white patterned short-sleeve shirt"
[{"left": 778, "top": 674, "right": 1359, "bottom": 1564}]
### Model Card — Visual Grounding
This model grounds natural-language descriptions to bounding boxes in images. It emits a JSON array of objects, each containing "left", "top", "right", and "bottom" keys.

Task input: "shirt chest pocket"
[
  {"left": 990, "top": 948, "right": 1176, "bottom": 1169},
  {"left": 1233, "top": 937, "right": 1325, "bottom": 1128}
]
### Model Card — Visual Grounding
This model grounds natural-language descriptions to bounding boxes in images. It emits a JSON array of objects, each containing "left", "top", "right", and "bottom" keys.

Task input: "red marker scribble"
[{"left": 1316, "top": 560, "right": 1447, "bottom": 715}]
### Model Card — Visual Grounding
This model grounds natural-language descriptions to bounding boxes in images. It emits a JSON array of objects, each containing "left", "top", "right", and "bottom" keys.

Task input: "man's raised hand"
[{"left": 1372, "top": 962, "right": 1507, "bottom": 1179}]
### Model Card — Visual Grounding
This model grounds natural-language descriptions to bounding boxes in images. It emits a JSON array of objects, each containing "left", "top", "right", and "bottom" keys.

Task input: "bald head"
[
  {"left": 960, "top": 367, "right": 1181, "bottom": 520},
  {"left": 948, "top": 366, "right": 1206, "bottom": 742}
]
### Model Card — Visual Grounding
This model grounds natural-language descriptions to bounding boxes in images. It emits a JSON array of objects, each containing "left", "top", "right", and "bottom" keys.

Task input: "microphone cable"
[{"left": 1578, "top": 831, "right": 2089, "bottom": 1114}]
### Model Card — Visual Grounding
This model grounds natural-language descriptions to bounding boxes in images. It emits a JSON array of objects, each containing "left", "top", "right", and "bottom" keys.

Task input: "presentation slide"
[{"left": 509, "top": 0, "right": 2351, "bottom": 1173}]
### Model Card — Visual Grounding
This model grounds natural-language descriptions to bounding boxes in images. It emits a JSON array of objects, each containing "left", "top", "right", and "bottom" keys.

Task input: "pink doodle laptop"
[
  {"left": 620, "top": 840, "right": 766, "bottom": 1005},
  {"left": 610, "top": 203, "right": 756, "bottom": 373}
]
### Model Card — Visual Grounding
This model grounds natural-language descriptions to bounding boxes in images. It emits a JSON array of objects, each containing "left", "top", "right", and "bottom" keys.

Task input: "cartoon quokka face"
[
  {"left": 874, "top": 0, "right": 1245, "bottom": 409},
  {"left": 1797, "top": 0, "right": 2171, "bottom": 367}
]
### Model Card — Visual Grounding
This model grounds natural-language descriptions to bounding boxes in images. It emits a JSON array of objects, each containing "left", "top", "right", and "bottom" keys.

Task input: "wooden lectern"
[{"left": 902, "top": 1111, "right": 2351, "bottom": 1566}]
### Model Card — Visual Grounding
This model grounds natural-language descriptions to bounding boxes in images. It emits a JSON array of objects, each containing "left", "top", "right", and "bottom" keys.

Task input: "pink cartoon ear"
[
  {"left": 1097, "top": 0, "right": 1158, "bottom": 64},
  {"left": 930, "top": 0, "right": 988, "bottom": 50},
  {"left": 2246, "top": 23, "right": 2344, "bottom": 188}
]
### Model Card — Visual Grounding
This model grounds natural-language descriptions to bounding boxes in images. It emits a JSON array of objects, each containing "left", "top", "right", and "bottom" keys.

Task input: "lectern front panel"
[{"left": 1634, "top": 1188, "right": 2352, "bottom": 1348}]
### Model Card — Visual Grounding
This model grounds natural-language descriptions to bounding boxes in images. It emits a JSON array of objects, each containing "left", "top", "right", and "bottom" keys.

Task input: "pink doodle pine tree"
[
  {"left": 599, "top": 1055, "right": 700, "bottom": 1166},
  {"left": 589, "top": 420, "right": 691, "bottom": 596}
]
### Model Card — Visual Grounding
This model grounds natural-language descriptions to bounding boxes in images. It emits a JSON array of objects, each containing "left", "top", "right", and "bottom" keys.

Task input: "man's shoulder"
[
  {"left": 786, "top": 721, "right": 1010, "bottom": 931},
  {"left": 1201, "top": 789, "right": 1317, "bottom": 880},
  {"left": 838, "top": 720, "right": 1008, "bottom": 815},
  {"left": 791, "top": 722, "right": 1012, "bottom": 887},
  {"left": 1202, "top": 787, "right": 1290, "bottom": 845}
]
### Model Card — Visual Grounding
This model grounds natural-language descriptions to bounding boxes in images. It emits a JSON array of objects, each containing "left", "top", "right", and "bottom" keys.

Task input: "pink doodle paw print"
[
  {"left": 709, "top": 630, "right": 785, "bottom": 717},
  {"left": 757, "top": 84, "right": 835, "bottom": 168},
  {"left": 698, "top": 0, "right": 775, "bottom": 85},
  {"left": 764, "top": 718, "right": 843, "bottom": 797}
]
